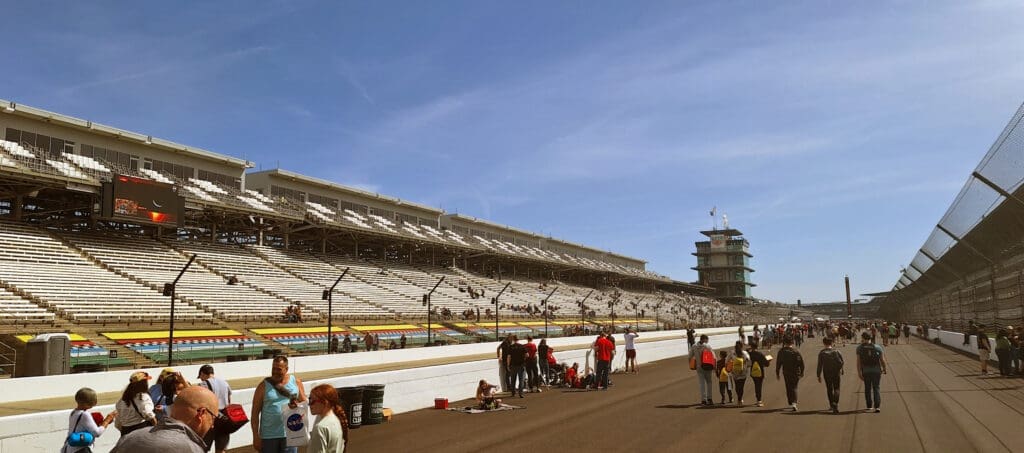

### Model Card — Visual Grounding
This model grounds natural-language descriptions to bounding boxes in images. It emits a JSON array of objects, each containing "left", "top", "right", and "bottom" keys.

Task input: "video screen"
[{"left": 103, "top": 175, "right": 184, "bottom": 226}]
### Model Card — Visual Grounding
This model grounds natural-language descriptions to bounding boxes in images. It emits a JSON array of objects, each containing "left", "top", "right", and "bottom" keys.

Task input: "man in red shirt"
[
  {"left": 524, "top": 336, "right": 540, "bottom": 393},
  {"left": 594, "top": 332, "right": 615, "bottom": 390}
]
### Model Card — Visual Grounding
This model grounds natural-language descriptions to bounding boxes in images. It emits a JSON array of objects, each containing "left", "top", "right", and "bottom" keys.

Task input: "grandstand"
[{"left": 0, "top": 99, "right": 765, "bottom": 377}]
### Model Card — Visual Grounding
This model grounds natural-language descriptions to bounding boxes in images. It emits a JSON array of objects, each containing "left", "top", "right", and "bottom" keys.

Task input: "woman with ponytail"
[{"left": 307, "top": 384, "right": 349, "bottom": 453}]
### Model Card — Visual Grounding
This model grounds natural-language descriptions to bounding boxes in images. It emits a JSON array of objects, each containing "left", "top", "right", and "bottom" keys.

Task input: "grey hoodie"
[{"left": 111, "top": 417, "right": 207, "bottom": 453}]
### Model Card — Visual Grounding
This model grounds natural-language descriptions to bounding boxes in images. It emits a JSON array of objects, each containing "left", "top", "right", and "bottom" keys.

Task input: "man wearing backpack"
[
  {"left": 816, "top": 337, "right": 844, "bottom": 414},
  {"left": 775, "top": 335, "right": 804, "bottom": 411},
  {"left": 856, "top": 331, "right": 886, "bottom": 413},
  {"left": 691, "top": 334, "right": 715, "bottom": 406}
]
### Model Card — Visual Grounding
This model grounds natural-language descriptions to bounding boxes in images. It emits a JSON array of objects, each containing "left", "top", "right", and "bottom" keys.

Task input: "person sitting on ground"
[
  {"left": 476, "top": 380, "right": 501, "bottom": 410},
  {"left": 63, "top": 387, "right": 117, "bottom": 453},
  {"left": 565, "top": 362, "right": 580, "bottom": 388}
]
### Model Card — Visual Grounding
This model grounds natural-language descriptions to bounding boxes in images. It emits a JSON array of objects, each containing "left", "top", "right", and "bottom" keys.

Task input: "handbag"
[
  {"left": 67, "top": 412, "right": 95, "bottom": 447},
  {"left": 204, "top": 380, "right": 249, "bottom": 434}
]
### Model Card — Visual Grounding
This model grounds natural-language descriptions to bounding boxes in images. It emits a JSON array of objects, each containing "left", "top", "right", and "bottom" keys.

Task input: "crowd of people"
[
  {"left": 689, "top": 321, "right": 892, "bottom": 414},
  {"left": 63, "top": 356, "right": 348, "bottom": 453}
]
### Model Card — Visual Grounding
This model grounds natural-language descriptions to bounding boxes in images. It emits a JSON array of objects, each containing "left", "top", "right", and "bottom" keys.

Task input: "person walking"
[
  {"left": 594, "top": 332, "right": 615, "bottom": 390},
  {"left": 115, "top": 371, "right": 158, "bottom": 436},
  {"left": 251, "top": 356, "right": 307, "bottom": 453},
  {"left": 624, "top": 328, "right": 639, "bottom": 374},
  {"left": 977, "top": 326, "right": 992, "bottom": 376},
  {"left": 63, "top": 387, "right": 116, "bottom": 453},
  {"left": 197, "top": 365, "right": 232, "bottom": 453},
  {"left": 856, "top": 331, "right": 886, "bottom": 412},
  {"left": 775, "top": 335, "right": 804, "bottom": 411},
  {"left": 816, "top": 337, "right": 844, "bottom": 414},
  {"left": 902, "top": 323, "right": 911, "bottom": 344},
  {"left": 994, "top": 329, "right": 1011, "bottom": 376},
  {"left": 747, "top": 340, "right": 770, "bottom": 407},
  {"left": 691, "top": 334, "right": 715, "bottom": 406},
  {"left": 728, "top": 340, "right": 751, "bottom": 406},
  {"left": 307, "top": 384, "right": 349, "bottom": 453},
  {"left": 716, "top": 351, "right": 733, "bottom": 404}
]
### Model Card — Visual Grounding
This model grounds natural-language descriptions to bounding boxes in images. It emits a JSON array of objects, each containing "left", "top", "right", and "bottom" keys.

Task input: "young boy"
[{"left": 716, "top": 350, "right": 733, "bottom": 404}]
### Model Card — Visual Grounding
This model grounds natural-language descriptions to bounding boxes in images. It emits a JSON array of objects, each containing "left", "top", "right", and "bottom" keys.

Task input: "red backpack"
[{"left": 700, "top": 348, "right": 716, "bottom": 370}]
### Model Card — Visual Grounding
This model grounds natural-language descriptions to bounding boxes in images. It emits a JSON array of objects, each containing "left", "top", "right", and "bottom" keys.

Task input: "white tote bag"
[{"left": 281, "top": 402, "right": 310, "bottom": 447}]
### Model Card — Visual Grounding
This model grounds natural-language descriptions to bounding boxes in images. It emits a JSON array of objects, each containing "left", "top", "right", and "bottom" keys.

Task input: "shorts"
[
  {"left": 625, "top": 349, "right": 636, "bottom": 359},
  {"left": 980, "top": 349, "right": 990, "bottom": 362}
]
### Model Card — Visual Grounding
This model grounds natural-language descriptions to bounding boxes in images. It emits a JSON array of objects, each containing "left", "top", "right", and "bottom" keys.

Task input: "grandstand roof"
[
  {"left": 247, "top": 168, "right": 443, "bottom": 215},
  {"left": 445, "top": 213, "right": 646, "bottom": 265},
  {"left": 0, "top": 98, "right": 253, "bottom": 169}
]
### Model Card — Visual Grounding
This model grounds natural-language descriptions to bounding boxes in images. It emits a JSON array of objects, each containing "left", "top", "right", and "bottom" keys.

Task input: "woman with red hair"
[{"left": 307, "top": 384, "right": 349, "bottom": 453}]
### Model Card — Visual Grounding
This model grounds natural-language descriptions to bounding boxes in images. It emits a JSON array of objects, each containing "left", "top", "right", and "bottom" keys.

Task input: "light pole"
[
  {"left": 579, "top": 289, "right": 595, "bottom": 334},
  {"left": 164, "top": 254, "right": 196, "bottom": 366},
  {"left": 492, "top": 282, "right": 511, "bottom": 341},
  {"left": 632, "top": 296, "right": 646, "bottom": 331},
  {"left": 322, "top": 267, "right": 349, "bottom": 353},
  {"left": 423, "top": 276, "right": 446, "bottom": 345},
  {"left": 541, "top": 287, "right": 558, "bottom": 338}
]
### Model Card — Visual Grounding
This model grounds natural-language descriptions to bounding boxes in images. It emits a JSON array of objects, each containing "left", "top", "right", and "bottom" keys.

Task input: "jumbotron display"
[{"left": 101, "top": 175, "right": 184, "bottom": 226}]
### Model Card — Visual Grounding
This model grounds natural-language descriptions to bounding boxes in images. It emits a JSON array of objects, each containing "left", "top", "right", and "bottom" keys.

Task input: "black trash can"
[
  {"left": 360, "top": 384, "right": 386, "bottom": 425},
  {"left": 337, "top": 387, "right": 363, "bottom": 429}
]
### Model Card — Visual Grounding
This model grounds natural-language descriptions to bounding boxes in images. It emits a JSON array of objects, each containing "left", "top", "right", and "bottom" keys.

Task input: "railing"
[{"left": 0, "top": 340, "right": 16, "bottom": 377}]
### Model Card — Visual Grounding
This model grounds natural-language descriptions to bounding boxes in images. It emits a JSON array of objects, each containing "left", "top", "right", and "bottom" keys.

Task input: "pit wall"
[{"left": 0, "top": 326, "right": 751, "bottom": 453}]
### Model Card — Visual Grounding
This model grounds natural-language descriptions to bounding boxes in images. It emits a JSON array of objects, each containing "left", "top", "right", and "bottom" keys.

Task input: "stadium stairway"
[{"left": 245, "top": 246, "right": 401, "bottom": 319}]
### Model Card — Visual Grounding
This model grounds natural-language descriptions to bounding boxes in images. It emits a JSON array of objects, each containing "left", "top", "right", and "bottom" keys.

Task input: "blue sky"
[{"left": 3, "top": 1, "right": 1024, "bottom": 303}]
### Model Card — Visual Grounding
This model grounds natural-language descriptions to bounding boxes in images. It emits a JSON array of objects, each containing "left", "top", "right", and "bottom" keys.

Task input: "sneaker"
[
  {"left": 865, "top": 407, "right": 874, "bottom": 413},
  {"left": 536, "top": 388, "right": 542, "bottom": 393},
  {"left": 874, "top": 408, "right": 880, "bottom": 413},
  {"left": 756, "top": 401, "right": 764, "bottom": 407},
  {"left": 792, "top": 404, "right": 798, "bottom": 412},
  {"left": 832, "top": 407, "right": 839, "bottom": 414}
]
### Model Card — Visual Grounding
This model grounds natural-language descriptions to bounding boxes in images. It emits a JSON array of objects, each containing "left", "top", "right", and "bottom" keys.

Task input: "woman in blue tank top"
[{"left": 252, "top": 356, "right": 307, "bottom": 453}]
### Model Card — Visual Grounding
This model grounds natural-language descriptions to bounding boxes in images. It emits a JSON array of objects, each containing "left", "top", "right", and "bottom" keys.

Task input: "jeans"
[
  {"left": 863, "top": 371, "right": 881, "bottom": 409},
  {"left": 596, "top": 360, "right": 610, "bottom": 389},
  {"left": 783, "top": 374, "right": 800, "bottom": 405},
  {"left": 823, "top": 372, "right": 841, "bottom": 408},
  {"left": 260, "top": 438, "right": 297, "bottom": 453},
  {"left": 526, "top": 357, "right": 539, "bottom": 388},
  {"left": 509, "top": 365, "right": 526, "bottom": 395},
  {"left": 995, "top": 349, "right": 1011, "bottom": 376},
  {"left": 540, "top": 360, "right": 550, "bottom": 384},
  {"left": 696, "top": 368, "right": 714, "bottom": 402},
  {"left": 734, "top": 378, "right": 746, "bottom": 402}
]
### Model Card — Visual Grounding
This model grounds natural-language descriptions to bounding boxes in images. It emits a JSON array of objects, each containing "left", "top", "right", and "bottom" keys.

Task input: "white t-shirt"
[
  {"left": 624, "top": 333, "right": 638, "bottom": 350},
  {"left": 199, "top": 376, "right": 233, "bottom": 409},
  {"left": 64, "top": 409, "right": 105, "bottom": 453}
]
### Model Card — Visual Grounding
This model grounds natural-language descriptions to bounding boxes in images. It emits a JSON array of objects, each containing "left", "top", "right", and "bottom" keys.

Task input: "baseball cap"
[
  {"left": 198, "top": 364, "right": 214, "bottom": 378},
  {"left": 129, "top": 371, "right": 151, "bottom": 383}
]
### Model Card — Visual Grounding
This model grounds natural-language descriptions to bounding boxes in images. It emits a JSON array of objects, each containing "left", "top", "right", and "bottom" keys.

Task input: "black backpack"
[{"left": 858, "top": 344, "right": 881, "bottom": 367}]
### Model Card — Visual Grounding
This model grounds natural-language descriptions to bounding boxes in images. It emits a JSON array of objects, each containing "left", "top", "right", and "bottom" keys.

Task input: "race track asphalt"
[{"left": 232, "top": 336, "right": 1024, "bottom": 453}]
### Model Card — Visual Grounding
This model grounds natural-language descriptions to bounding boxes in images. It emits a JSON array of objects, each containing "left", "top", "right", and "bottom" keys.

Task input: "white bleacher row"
[
  {"left": 61, "top": 152, "right": 110, "bottom": 173},
  {"left": 363, "top": 258, "right": 480, "bottom": 312},
  {"left": 0, "top": 222, "right": 209, "bottom": 323},
  {"left": 0, "top": 140, "right": 35, "bottom": 158},
  {"left": 0, "top": 287, "right": 55, "bottom": 323},
  {"left": 60, "top": 232, "right": 296, "bottom": 321},
  {"left": 248, "top": 246, "right": 400, "bottom": 318},
  {"left": 319, "top": 253, "right": 448, "bottom": 316}
]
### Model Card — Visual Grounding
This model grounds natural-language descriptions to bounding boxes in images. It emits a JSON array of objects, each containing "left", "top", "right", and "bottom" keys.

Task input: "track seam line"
[{"left": 897, "top": 343, "right": 1010, "bottom": 452}]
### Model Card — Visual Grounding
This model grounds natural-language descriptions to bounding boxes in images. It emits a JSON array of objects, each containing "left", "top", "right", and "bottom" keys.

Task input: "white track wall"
[{"left": 0, "top": 326, "right": 751, "bottom": 452}]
